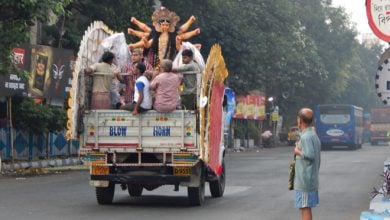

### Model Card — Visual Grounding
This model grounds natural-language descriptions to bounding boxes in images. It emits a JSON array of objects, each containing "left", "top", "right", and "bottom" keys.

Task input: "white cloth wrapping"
[
  {"left": 173, "top": 41, "right": 205, "bottom": 71},
  {"left": 100, "top": 33, "right": 130, "bottom": 70}
]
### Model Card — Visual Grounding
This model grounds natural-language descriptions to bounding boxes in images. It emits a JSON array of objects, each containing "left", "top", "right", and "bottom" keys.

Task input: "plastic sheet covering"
[{"left": 100, "top": 33, "right": 130, "bottom": 70}]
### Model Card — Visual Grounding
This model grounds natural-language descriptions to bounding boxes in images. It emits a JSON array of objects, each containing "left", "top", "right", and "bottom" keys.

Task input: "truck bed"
[{"left": 81, "top": 109, "right": 199, "bottom": 154}]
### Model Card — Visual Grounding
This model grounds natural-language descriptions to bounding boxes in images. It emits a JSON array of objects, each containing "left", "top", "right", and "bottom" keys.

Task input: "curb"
[{"left": 1, "top": 158, "right": 82, "bottom": 172}]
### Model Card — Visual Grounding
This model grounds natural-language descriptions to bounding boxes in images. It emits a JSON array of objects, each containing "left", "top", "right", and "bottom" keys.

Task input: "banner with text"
[
  {"left": 233, "top": 95, "right": 265, "bottom": 120},
  {"left": 0, "top": 45, "right": 75, "bottom": 103}
]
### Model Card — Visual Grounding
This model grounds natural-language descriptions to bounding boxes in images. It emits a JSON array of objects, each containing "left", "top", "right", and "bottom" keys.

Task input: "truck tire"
[
  {"left": 96, "top": 182, "right": 115, "bottom": 205},
  {"left": 127, "top": 184, "right": 143, "bottom": 197},
  {"left": 188, "top": 168, "right": 205, "bottom": 206},
  {"left": 209, "top": 161, "right": 226, "bottom": 198}
]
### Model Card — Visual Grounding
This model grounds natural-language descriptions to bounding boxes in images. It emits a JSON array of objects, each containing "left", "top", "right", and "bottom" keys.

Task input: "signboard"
[
  {"left": 246, "top": 95, "right": 256, "bottom": 119},
  {"left": 234, "top": 95, "right": 246, "bottom": 119},
  {"left": 0, "top": 45, "right": 75, "bottom": 104},
  {"left": 0, "top": 47, "right": 30, "bottom": 97},
  {"left": 0, "top": 74, "right": 28, "bottom": 97},
  {"left": 366, "top": 0, "right": 390, "bottom": 41},
  {"left": 28, "top": 45, "right": 75, "bottom": 100},
  {"left": 233, "top": 95, "right": 265, "bottom": 120},
  {"left": 376, "top": 49, "right": 390, "bottom": 105},
  {"left": 224, "top": 87, "right": 236, "bottom": 127},
  {"left": 271, "top": 112, "right": 279, "bottom": 122}
]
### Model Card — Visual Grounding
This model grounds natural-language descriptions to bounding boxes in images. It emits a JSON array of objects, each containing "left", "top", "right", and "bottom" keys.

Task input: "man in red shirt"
[{"left": 120, "top": 48, "right": 152, "bottom": 104}]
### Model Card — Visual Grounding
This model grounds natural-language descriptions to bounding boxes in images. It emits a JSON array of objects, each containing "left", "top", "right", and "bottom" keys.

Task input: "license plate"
[
  {"left": 91, "top": 165, "right": 109, "bottom": 175},
  {"left": 173, "top": 167, "right": 191, "bottom": 176}
]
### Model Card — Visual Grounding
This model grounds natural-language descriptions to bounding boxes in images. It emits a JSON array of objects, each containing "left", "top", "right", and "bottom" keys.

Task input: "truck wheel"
[
  {"left": 209, "top": 161, "right": 226, "bottom": 198},
  {"left": 96, "top": 182, "right": 115, "bottom": 205},
  {"left": 188, "top": 168, "right": 205, "bottom": 206},
  {"left": 127, "top": 184, "right": 143, "bottom": 197}
]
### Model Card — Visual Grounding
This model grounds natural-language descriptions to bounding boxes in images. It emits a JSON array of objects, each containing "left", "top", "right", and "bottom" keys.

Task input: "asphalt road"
[{"left": 0, "top": 144, "right": 387, "bottom": 220}]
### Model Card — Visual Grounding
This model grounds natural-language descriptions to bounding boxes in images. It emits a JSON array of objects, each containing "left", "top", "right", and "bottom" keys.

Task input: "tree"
[
  {"left": 0, "top": 0, "right": 72, "bottom": 75},
  {"left": 30, "top": 0, "right": 381, "bottom": 126},
  {"left": 44, "top": 0, "right": 155, "bottom": 50},
  {"left": 163, "top": 0, "right": 381, "bottom": 124},
  {"left": 13, "top": 98, "right": 66, "bottom": 135},
  {"left": 338, "top": 42, "right": 383, "bottom": 109},
  {"left": 163, "top": 0, "right": 327, "bottom": 113}
]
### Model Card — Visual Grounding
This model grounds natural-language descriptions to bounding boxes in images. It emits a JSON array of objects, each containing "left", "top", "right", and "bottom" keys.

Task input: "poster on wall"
[
  {"left": 233, "top": 94, "right": 265, "bottom": 120},
  {"left": 0, "top": 44, "right": 75, "bottom": 105},
  {"left": 233, "top": 95, "right": 246, "bottom": 119},
  {"left": 224, "top": 87, "right": 236, "bottom": 129},
  {"left": 28, "top": 45, "right": 75, "bottom": 101},
  {"left": 253, "top": 95, "right": 265, "bottom": 120}
]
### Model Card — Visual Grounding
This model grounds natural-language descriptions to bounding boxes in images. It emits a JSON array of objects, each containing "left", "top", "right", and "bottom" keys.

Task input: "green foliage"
[
  {"left": 233, "top": 121, "right": 260, "bottom": 140},
  {"left": 47, "top": 106, "right": 67, "bottom": 133},
  {"left": 337, "top": 42, "right": 383, "bottom": 109},
  {"left": 48, "top": 0, "right": 155, "bottom": 49},
  {"left": 162, "top": 0, "right": 381, "bottom": 115},
  {"left": 246, "top": 121, "right": 258, "bottom": 138},
  {"left": 0, "top": 0, "right": 72, "bottom": 75},
  {"left": 2, "top": 0, "right": 383, "bottom": 133},
  {"left": 13, "top": 99, "right": 66, "bottom": 134},
  {"left": 234, "top": 123, "right": 245, "bottom": 139}
]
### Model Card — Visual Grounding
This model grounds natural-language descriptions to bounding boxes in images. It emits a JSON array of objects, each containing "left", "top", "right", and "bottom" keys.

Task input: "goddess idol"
[{"left": 127, "top": 7, "right": 200, "bottom": 68}]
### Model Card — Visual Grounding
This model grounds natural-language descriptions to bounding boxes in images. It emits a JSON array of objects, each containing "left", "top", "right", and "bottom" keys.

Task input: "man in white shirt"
[{"left": 120, "top": 63, "right": 152, "bottom": 115}]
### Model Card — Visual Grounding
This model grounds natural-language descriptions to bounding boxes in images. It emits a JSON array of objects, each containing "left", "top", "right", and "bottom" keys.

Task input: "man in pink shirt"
[{"left": 150, "top": 59, "right": 183, "bottom": 113}]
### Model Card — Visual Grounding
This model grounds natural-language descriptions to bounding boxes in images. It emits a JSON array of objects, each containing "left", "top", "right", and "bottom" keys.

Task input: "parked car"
[{"left": 287, "top": 126, "right": 299, "bottom": 145}]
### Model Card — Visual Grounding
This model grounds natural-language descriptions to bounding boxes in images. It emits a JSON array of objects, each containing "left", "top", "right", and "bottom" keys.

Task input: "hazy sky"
[{"left": 332, "top": 0, "right": 371, "bottom": 34}]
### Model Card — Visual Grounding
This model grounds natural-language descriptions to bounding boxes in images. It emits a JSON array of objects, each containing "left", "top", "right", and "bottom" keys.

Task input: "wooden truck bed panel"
[{"left": 82, "top": 110, "right": 198, "bottom": 151}]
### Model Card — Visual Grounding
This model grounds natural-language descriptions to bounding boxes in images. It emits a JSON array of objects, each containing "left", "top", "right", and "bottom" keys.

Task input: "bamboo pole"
[{"left": 8, "top": 97, "right": 14, "bottom": 163}]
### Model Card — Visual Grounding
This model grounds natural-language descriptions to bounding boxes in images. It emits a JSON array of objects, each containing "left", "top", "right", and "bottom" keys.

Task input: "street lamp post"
[
  {"left": 268, "top": 97, "right": 274, "bottom": 111},
  {"left": 268, "top": 97, "right": 278, "bottom": 145}
]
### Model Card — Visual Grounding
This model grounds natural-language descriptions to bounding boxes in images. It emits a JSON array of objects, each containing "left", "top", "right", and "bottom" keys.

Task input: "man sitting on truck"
[
  {"left": 150, "top": 59, "right": 183, "bottom": 113},
  {"left": 120, "top": 63, "right": 152, "bottom": 115},
  {"left": 120, "top": 48, "right": 152, "bottom": 105}
]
